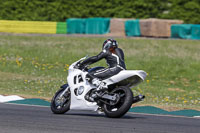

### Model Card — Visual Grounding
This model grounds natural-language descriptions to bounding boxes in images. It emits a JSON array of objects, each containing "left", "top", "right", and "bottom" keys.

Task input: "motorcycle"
[{"left": 51, "top": 56, "right": 147, "bottom": 118}]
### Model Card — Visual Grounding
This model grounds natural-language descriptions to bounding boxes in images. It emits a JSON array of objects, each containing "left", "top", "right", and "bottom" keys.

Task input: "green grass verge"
[{"left": 0, "top": 34, "right": 200, "bottom": 110}]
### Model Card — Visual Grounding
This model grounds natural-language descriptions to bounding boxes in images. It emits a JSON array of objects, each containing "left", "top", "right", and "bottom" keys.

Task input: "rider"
[{"left": 79, "top": 39, "right": 126, "bottom": 90}]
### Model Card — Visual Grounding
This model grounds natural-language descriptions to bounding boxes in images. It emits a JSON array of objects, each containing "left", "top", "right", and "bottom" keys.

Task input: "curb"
[
  {"left": 0, "top": 95, "right": 24, "bottom": 103},
  {"left": 129, "top": 106, "right": 200, "bottom": 118}
]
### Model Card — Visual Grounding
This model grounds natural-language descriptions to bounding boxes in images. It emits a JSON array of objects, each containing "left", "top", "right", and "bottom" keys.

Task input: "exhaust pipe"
[{"left": 132, "top": 95, "right": 145, "bottom": 104}]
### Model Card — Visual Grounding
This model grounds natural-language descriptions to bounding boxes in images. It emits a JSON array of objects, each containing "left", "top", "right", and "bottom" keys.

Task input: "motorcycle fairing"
[
  {"left": 103, "top": 70, "right": 147, "bottom": 88},
  {"left": 67, "top": 69, "right": 98, "bottom": 111},
  {"left": 67, "top": 56, "right": 146, "bottom": 111}
]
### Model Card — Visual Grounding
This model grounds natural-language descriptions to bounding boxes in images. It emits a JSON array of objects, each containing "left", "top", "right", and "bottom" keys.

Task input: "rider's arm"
[
  {"left": 115, "top": 48, "right": 125, "bottom": 61},
  {"left": 80, "top": 51, "right": 107, "bottom": 66},
  {"left": 115, "top": 48, "right": 126, "bottom": 70}
]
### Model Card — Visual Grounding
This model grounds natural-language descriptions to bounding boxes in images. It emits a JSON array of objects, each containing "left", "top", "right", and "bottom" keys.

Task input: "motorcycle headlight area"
[{"left": 77, "top": 86, "right": 84, "bottom": 95}]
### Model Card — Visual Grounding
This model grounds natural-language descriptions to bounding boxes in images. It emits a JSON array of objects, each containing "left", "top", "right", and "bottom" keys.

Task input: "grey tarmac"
[{"left": 0, "top": 103, "right": 199, "bottom": 133}]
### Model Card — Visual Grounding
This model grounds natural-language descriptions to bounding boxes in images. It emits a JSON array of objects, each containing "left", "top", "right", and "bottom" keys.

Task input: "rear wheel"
[
  {"left": 51, "top": 87, "right": 71, "bottom": 114},
  {"left": 103, "top": 86, "right": 133, "bottom": 118}
]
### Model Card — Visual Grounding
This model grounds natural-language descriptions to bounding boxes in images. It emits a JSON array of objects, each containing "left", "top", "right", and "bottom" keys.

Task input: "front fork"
[{"left": 59, "top": 84, "right": 70, "bottom": 98}]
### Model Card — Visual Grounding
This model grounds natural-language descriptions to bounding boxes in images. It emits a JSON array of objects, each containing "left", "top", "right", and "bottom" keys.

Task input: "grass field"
[{"left": 0, "top": 34, "right": 200, "bottom": 110}]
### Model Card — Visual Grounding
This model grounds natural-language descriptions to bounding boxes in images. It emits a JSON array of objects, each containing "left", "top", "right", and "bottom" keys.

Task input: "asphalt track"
[{"left": 0, "top": 103, "right": 199, "bottom": 133}]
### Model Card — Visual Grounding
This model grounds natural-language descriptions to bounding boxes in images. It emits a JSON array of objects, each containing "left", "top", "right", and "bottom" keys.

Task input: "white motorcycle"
[{"left": 51, "top": 56, "right": 147, "bottom": 118}]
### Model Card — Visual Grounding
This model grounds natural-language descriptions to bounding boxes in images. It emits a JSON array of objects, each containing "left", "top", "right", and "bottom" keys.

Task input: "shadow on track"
[{"left": 52, "top": 110, "right": 145, "bottom": 120}]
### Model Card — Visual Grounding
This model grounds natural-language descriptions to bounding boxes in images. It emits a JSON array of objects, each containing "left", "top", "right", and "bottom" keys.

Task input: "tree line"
[{"left": 0, "top": 0, "right": 199, "bottom": 24}]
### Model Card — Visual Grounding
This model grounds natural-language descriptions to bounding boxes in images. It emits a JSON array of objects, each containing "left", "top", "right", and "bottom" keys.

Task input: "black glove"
[{"left": 77, "top": 63, "right": 84, "bottom": 70}]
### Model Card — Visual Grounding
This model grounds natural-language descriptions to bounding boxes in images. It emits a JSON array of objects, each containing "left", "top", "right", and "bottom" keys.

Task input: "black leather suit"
[{"left": 80, "top": 48, "right": 126, "bottom": 81}]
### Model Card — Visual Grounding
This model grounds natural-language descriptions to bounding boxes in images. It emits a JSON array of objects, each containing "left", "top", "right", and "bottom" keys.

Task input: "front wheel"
[
  {"left": 103, "top": 86, "right": 133, "bottom": 118},
  {"left": 51, "top": 87, "right": 71, "bottom": 114}
]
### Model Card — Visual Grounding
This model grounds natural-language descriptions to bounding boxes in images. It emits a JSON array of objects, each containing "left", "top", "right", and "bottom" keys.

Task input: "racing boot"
[
  {"left": 86, "top": 78, "right": 108, "bottom": 102},
  {"left": 92, "top": 78, "right": 108, "bottom": 91}
]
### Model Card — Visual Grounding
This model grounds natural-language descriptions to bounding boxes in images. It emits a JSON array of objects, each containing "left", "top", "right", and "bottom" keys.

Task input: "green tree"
[{"left": 0, "top": 0, "right": 199, "bottom": 23}]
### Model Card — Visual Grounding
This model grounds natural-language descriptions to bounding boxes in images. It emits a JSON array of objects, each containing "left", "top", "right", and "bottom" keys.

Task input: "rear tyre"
[
  {"left": 51, "top": 87, "right": 71, "bottom": 114},
  {"left": 103, "top": 86, "right": 133, "bottom": 118}
]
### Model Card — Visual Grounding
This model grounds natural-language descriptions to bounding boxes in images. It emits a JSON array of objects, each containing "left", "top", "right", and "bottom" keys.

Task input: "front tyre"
[
  {"left": 103, "top": 86, "right": 133, "bottom": 118},
  {"left": 51, "top": 87, "right": 71, "bottom": 114}
]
